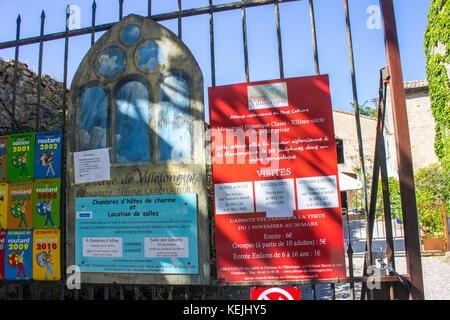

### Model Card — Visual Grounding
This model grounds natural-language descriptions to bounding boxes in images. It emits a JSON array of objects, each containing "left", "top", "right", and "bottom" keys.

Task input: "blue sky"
[{"left": 0, "top": 0, "right": 433, "bottom": 120}]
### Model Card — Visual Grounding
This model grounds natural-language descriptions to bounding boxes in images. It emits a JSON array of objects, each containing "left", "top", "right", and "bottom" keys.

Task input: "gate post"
[{"left": 379, "top": 0, "right": 424, "bottom": 300}]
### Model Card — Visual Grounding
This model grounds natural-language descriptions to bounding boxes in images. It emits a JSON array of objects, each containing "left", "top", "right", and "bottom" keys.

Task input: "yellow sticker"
[{"left": 32, "top": 229, "right": 61, "bottom": 281}]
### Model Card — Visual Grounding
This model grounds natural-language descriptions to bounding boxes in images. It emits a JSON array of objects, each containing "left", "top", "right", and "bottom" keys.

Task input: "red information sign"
[
  {"left": 209, "top": 75, "right": 346, "bottom": 282},
  {"left": 251, "top": 287, "right": 301, "bottom": 300}
]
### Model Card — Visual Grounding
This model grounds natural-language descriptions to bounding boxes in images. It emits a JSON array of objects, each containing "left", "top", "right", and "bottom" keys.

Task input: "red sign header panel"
[{"left": 209, "top": 75, "right": 346, "bottom": 282}]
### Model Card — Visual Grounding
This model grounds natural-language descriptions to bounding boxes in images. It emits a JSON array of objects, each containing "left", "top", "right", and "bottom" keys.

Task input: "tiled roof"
[{"left": 404, "top": 79, "right": 428, "bottom": 89}]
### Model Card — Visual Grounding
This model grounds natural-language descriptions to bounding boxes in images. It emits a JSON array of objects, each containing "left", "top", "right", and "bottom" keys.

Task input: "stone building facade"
[{"left": 384, "top": 80, "right": 439, "bottom": 177}]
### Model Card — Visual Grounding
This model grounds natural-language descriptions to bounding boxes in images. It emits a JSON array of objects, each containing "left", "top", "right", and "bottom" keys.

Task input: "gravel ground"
[
  {"left": 296, "top": 254, "right": 450, "bottom": 300},
  {"left": 296, "top": 217, "right": 450, "bottom": 300},
  {"left": 421, "top": 254, "right": 450, "bottom": 300}
]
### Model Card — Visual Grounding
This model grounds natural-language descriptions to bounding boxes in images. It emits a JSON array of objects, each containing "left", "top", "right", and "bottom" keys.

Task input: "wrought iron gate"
[{"left": 0, "top": 0, "right": 424, "bottom": 300}]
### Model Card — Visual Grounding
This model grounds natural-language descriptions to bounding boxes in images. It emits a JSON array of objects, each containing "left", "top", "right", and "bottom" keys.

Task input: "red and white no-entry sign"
[{"left": 251, "top": 287, "right": 301, "bottom": 300}]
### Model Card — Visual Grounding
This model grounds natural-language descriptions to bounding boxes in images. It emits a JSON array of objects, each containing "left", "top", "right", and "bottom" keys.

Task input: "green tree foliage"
[{"left": 424, "top": 0, "right": 450, "bottom": 176}]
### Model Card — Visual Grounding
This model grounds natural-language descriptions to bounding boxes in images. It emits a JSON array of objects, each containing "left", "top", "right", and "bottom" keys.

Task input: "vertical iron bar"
[
  {"left": 91, "top": 1, "right": 97, "bottom": 46},
  {"left": 178, "top": 0, "right": 182, "bottom": 39},
  {"left": 308, "top": 0, "right": 319, "bottom": 75},
  {"left": 330, "top": 283, "right": 335, "bottom": 300},
  {"left": 241, "top": 2, "right": 249, "bottom": 82},
  {"left": 377, "top": 68, "right": 396, "bottom": 270},
  {"left": 148, "top": 0, "right": 152, "bottom": 17},
  {"left": 345, "top": 212, "right": 355, "bottom": 299},
  {"left": 134, "top": 286, "right": 140, "bottom": 300},
  {"left": 442, "top": 203, "right": 448, "bottom": 252},
  {"left": 379, "top": 0, "right": 424, "bottom": 300},
  {"left": 274, "top": 0, "right": 284, "bottom": 79},
  {"left": 60, "top": 284, "right": 65, "bottom": 300},
  {"left": 61, "top": 6, "right": 70, "bottom": 288},
  {"left": 12, "top": 15, "right": 21, "bottom": 133},
  {"left": 119, "top": 0, "right": 124, "bottom": 21},
  {"left": 311, "top": 283, "right": 316, "bottom": 300},
  {"left": 343, "top": 0, "right": 371, "bottom": 299},
  {"left": 88, "top": 286, "right": 94, "bottom": 300},
  {"left": 18, "top": 284, "right": 23, "bottom": 300},
  {"left": 36, "top": 11, "right": 45, "bottom": 131},
  {"left": 104, "top": 286, "right": 109, "bottom": 300},
  {"left": 31, "top": 283, "right": 38, "bottom": 300},
  {"left": 209, "top": 0, "right": 216, "bottom": 87},
  {"left": 119, "top": 286, "right": 124, "bottom": 300}
]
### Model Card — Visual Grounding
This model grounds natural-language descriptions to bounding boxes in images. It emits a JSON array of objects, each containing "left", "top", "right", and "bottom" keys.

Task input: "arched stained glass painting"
[
  {"left": 67, "top": 14, "right": 207, "bottom": 285},
  {"left": 159, "top": 74, "right": 191, "bottom": 161},
  {"left": 79, "top": 86, "right": 107, "bottom": 151},
  {"left": 115, "top": 81, "right": 150, "bottom": 163}
]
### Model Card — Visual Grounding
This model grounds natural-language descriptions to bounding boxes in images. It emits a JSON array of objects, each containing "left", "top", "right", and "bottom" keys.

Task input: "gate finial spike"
[
  {"left": 92, "top": 0, "right": 97, "bottom": 10},
  {"left": 41, "top": 10, "right": 46, "bottom": 19},
  {"left": 16, "top": 14, "right": 21, "bottom": 24}
]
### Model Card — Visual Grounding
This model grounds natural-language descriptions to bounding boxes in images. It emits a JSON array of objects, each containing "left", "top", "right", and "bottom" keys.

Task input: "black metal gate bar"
[
  {"left": 91, "top": 1, "right": 97, "bottom": 46},
  {"left": 241, "top": 2, "right": 249, "bottom": 82},
  {"left": 209, "top": 0, "right": 216, "bottom": 87},
  {"left": 308, "top": 0, "right": 319, "bottom": 75},
  {"left": 0, "top": 0, "right": 300, "bottom": 50},
  {"left": 377, "top": 68, "right": 396, "bottom": 271},
  {"left": 178, "top": 0, "right": 182, "bottom": 39},
  {"left": 274, "top": 0, "right": 284, "bottom": 79},
  {"left": 0, "top": 0, "right": 422, "bottom": 300},
  {"left": 343, "top": 0, "right": 373, "bottom": 300},
  {"left": 11, "top": 16, "right": 21, "bottom": 133},
  {"left": 36, "top": 11, "right": 45, "bottom": 131}
]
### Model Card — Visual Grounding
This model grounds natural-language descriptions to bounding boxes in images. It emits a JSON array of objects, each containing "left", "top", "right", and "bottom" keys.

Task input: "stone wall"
[
  {"left": 332, "top": 109, "right": 377, "bottom": 177},
  {"left": 0, "top": 58, "right": 65, "bottom": 135},
  {"left": 384, "top": 80, "right": 439, "bottom": 177}
]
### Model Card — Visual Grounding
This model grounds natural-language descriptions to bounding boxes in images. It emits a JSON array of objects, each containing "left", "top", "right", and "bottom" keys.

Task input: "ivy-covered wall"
[{"left": 424, "top": 0, "right": 450, "bottom": 175}]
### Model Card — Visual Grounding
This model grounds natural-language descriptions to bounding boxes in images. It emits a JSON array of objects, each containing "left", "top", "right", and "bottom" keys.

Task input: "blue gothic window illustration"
[
  {"left": 122, "top": 24, "right": 141, "bottom": 45},
  {"left": 159, "top": 74, "right": 191, "bottom": 161},
  {"left": 115, "top": 80, "right": 150, "bottom": 163},
  {"left": 97, "top": 47, "right": 126, "bottom": 79},
  {"left": 72, "top": 19, "right": 199, "bottom": 165},
  {"left": 137, "top": 40, "right": 166, "bottom": 72},
  {"left": 79, "top": 86, "right": 107, "bottom": 151}
]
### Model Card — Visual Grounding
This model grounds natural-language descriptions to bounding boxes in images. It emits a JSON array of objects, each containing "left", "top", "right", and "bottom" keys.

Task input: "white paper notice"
[
  {"left": 296, "top": 175, "right": 339, "bottom": 210},
  {"left": 83, "top": 237, "right": 123, "bottom": 257},
  {"left": 255, "top": 179, "right": 295, "bottom": 217},
  {"left": 214, "top": 181, "right": 254, "bottom": 214},
  {"left": 74, "top": 148, "right": 111, "bottom": 184},
  {"left": 144, "top": 237, "right": 189, "bottom": 258}
]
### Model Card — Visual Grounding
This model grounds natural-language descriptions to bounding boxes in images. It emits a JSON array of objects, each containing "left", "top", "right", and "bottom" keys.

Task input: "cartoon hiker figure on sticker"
[
  {"left": 11, "top": 202, "right": 29, "bottom": 229},
  {"left": 37, "top": 200, "right": 55, "bottom": 228},
  {"left": 36, "top": 250, "right": 55, "bottom": 280},
  {"left": 12, "top": 152, "right": 31, "bottom": 179},
  {"left": 8, "top": 251, "right": 28, "bottom": 280},
  {"left": 39, "top": 151, "right": 55, "bottom": 178}
]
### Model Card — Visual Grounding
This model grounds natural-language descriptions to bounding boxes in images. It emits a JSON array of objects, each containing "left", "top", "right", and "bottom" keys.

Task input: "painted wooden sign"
[{"left": 66, "top": 15, "right": 208, "bottom": 285}]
